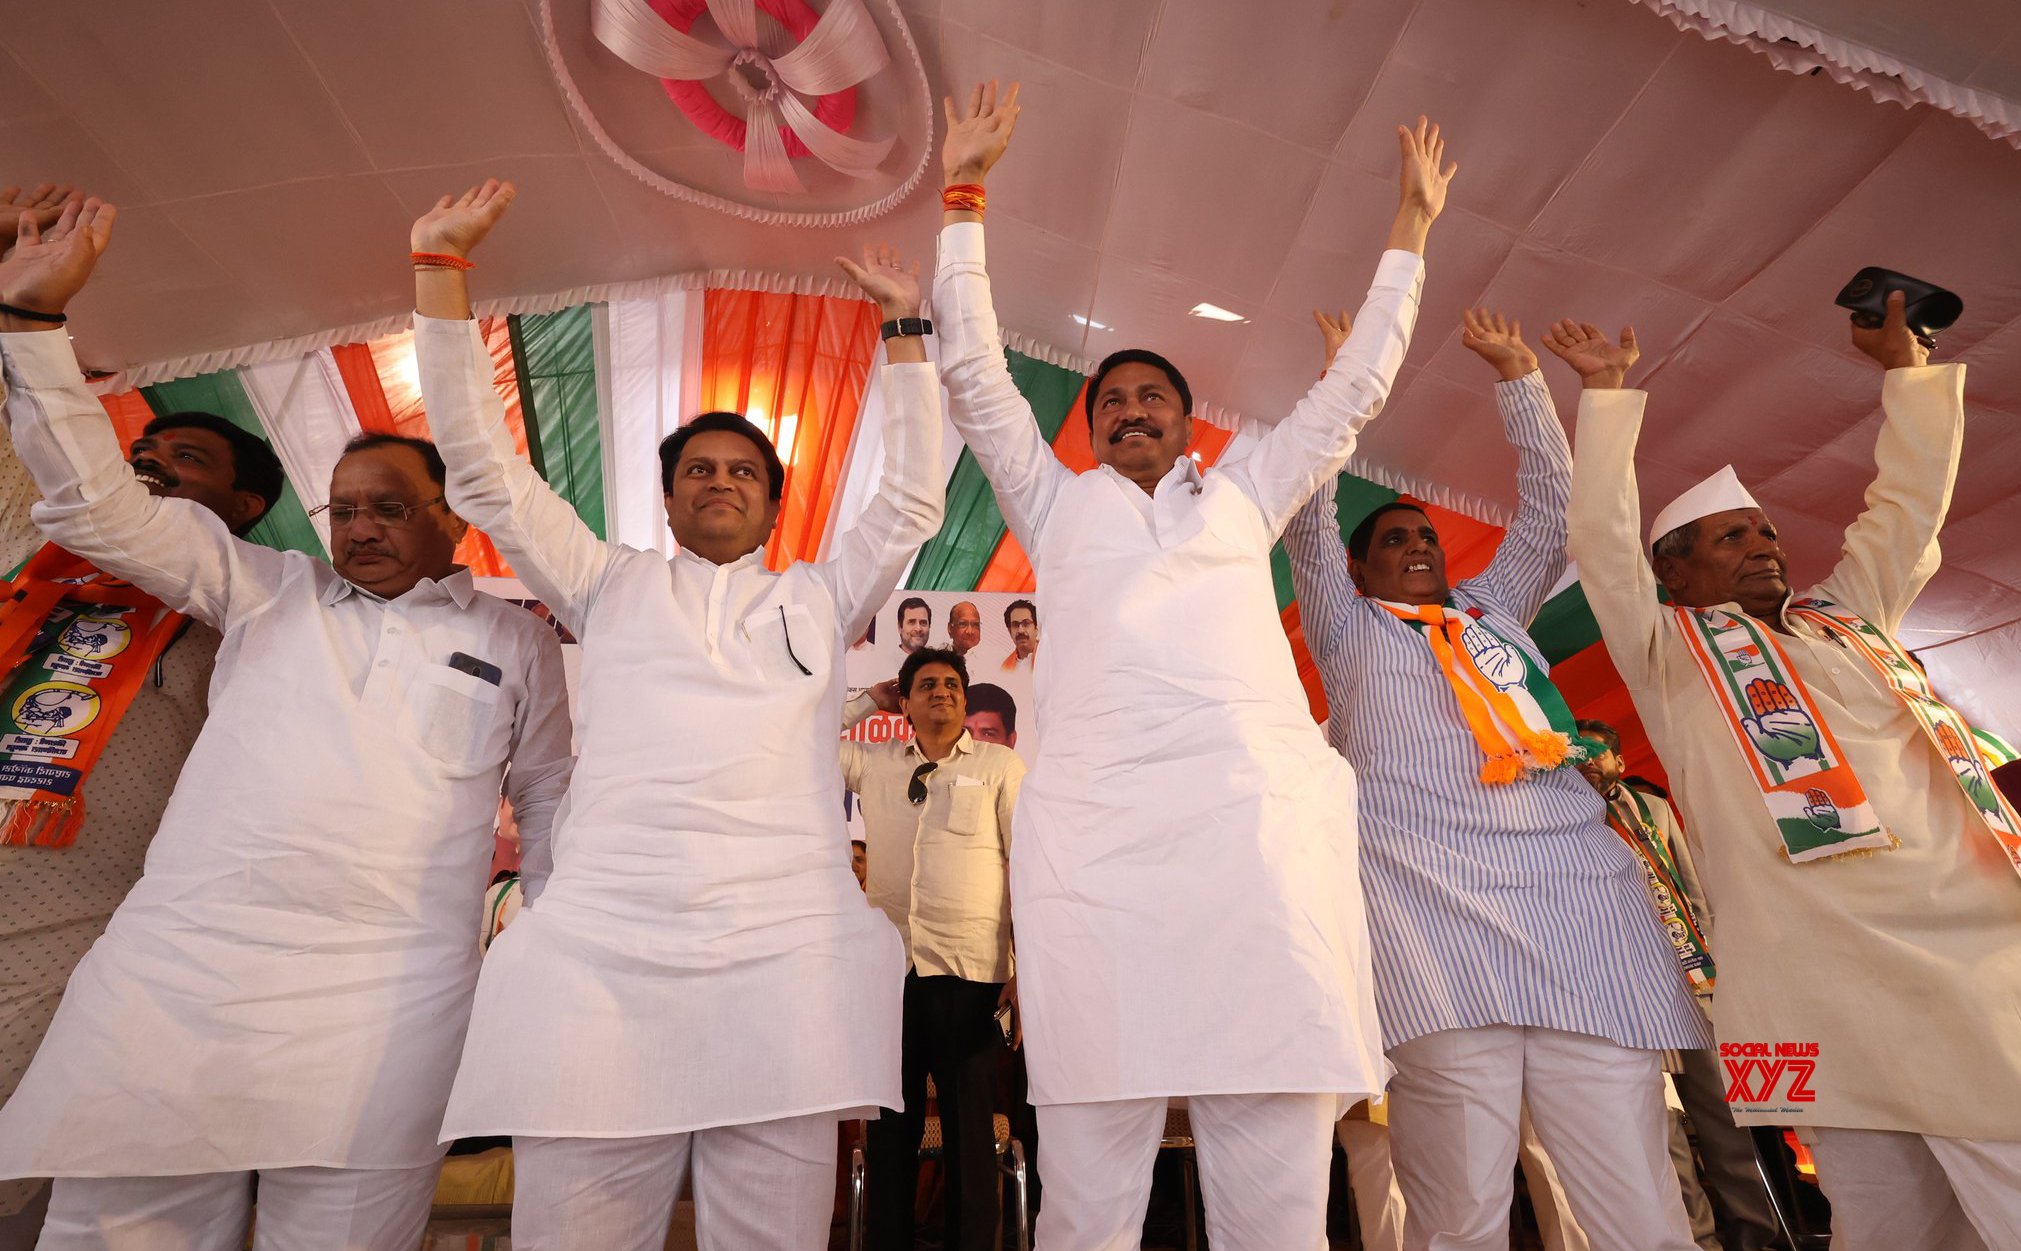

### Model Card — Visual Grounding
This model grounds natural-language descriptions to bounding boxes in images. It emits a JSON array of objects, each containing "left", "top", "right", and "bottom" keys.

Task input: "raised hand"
[
  {"left": 1386, "top": 116, "right": 1457, "bottom": 254},
  {"left": 411, "top": 179, "right": 516, "bottom": 260},
  {"left": 835, "top": 242, "right": 922, "bottom": 319},
  {"left": 1313, "top": 309, "right": 1352, "bottom": 374},
  {"left": 0, "top": 184, "right": 81, "bottom": 258},
  {"left": 865, "top": 676, "right": 902, "bottom": 714},
  {"left": 1397, "top": 116, "right": 1457, "bottom": 222},
  {"left": 942, "top": 80, "right": 1021, "bottom": 186},
  {"left": 1850, "top": 288, "right": 1930, "bottom": 371},
  {"left": 1541, "top": 319, "right": 1639, "bottom": 389},
  {"left": 1460, "top": 307, "right": 1538, "bottom": 382},
  {"left": 0, "top": 196, "right": 116, "bottom": 320}
]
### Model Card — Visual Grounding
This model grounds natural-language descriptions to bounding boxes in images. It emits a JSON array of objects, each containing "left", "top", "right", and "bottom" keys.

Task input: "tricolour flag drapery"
[{"left": 88, "top": 283, "right": 1657, "bottom": 778}]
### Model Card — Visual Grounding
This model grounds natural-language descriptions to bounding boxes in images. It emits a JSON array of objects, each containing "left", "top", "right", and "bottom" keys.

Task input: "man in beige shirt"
[
  {"left": 843, "top": 646, "right": 1022, "bottom": 1251},
  {"left": 1559, "top": 296, "right": 2021, "bottom": 1251}
]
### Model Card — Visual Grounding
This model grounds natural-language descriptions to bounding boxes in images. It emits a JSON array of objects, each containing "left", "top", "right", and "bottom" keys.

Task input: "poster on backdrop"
[
  {"left": 468, "top": 578, "right": 1046, "bottom": 848},
  {"left": 842, "top": 589, "right": 1042, "bottom": 839}
]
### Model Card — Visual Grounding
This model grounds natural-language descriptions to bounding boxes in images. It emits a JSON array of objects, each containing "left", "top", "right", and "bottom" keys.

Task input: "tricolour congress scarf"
[
  {"left": 1602, "top": 785, "right": 1716, "bottom": 995},
  {"left": 1375, "top": 600, "right": 1578, "bottom": 785},
  {"left": 1677, "top": 600, "right": 2021, "bottom": 879},
  {"left": 1788, "top": 598, "right": 2021, "bottom": 880},
  {"left": 0, "top": 543, "right": 186, "bottom": 848}
]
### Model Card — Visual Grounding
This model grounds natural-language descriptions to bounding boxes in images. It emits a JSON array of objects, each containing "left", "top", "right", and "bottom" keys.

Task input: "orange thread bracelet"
[
  {"left": 411, "top": 251, "right": 475, "bottom": 271},
  {"left": 942, "top": 183, "right": 986, "bottom": 216}
]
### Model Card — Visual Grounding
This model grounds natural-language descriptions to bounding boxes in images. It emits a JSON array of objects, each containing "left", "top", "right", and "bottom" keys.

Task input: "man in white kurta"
[
  {"left": 407, "top": 185, "right": 942, "bottom": 1251},
  {"left": 931, "top": 89, "right": 1454, "bottom": 1249},
  {"left": 0, "top": 198, "right": 574, "bottom": 1250},
  {"left": 1561, "top": 302, "right": 2021, "bottom": 1251}
]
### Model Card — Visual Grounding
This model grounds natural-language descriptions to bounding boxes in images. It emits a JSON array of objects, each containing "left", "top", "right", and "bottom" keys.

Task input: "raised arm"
[
  {"left": 502, "top": 621, "right": 573, "bottom": 904},
  {"left": 1277, "top": 313, "right": 1363, "bottom": 650},
  {"left": 933, "top": 81, "right": 1071, "bottom": 550},
  {"left": 0, "top": 198, "right": 287, "bottom": 627},
  {"left": 1814, "top": 291, "right": 1964, "bottom": 633},
  {"left": 0, "top": 189, "right": 83, "bottom": 570},
  {"left": 409, "top": 182, "right": 613, "bottom": 624},
  {"left": 1230, "top": 118, "right": 1452, "bottom": 533},
  {"left": 1554, "top": 320, "right": 1663, "bottom": 691},
  {"left": 1460, "top": 308, "right": 1571, "bottom": 623},
  {"left": 816, "top": 245, "right": 945, "bottom": 641},
  {"left": 1283, "top": 478, "right": 1359, "bottom": 660}
]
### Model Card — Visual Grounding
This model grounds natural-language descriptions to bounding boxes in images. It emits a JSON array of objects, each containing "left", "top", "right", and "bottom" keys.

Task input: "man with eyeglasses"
[
  {"left": 0, "top": 196, "right": 573, "bottom": 1249},
  {"left": 843, "top": 646, "right": 1022, "bottom": 1251},
  {"left": 410, "top": 184, "right": 943, "bottom": 1250}
]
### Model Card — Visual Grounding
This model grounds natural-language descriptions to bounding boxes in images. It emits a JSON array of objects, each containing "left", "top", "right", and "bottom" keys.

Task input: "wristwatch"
[{"left": 880, "top": 316, "right": 934, "bottom": 341}]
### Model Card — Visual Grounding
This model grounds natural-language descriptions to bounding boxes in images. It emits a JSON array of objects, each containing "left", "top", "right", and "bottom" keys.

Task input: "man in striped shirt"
[{"left": 1283, "top": 308, "right": 1710, "bottom": 1250}]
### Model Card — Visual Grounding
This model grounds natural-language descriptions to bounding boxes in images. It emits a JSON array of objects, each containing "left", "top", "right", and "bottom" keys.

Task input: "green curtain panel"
[
  {"left": 509, "top": 306, "right": 607, "bottom": 540},
  {"left": 906, "top": 348, "right": 1084, "bottom": 591},
  {"left": 141, "top": 371, "right": 325, "bottom": 558}
]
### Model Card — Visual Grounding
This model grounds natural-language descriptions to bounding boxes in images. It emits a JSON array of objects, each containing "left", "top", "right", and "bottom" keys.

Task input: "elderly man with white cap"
[{"left": 1557, "top": 292, "right": 2021, "bottom": 1251}]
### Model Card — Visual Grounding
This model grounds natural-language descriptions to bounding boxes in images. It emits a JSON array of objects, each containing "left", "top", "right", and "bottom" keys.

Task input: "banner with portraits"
[{"left": 842, "top": 589, "right": 1043, "bottom": 840}]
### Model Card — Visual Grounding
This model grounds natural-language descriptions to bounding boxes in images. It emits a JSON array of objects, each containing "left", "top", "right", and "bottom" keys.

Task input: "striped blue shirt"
[{"left": 1285, "top": 371, "right": 1711, "bottom": 1052}]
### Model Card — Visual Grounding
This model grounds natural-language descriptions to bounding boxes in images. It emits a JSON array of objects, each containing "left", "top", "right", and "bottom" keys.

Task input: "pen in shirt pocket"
[{"left": 448, "top": 652, "right": 503, "bottom": 685}]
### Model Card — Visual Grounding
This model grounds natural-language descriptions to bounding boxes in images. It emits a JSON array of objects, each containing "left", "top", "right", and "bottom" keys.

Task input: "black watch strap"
[{"left": 880, "top": 316, "right": 933, "bottom": 341}]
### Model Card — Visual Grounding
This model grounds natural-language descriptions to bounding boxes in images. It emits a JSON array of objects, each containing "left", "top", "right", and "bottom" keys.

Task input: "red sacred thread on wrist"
[
  {"left": 411, "top": 251, "right": 475, "bottom": 271},
  {"left": 942, "top": 184, "right": 986, "bottom": 216}
]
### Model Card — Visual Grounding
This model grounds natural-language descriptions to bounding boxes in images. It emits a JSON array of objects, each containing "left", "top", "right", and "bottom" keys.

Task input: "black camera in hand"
[{"left": 1834, "top": 267, "right": 1962, "bottom": 350}]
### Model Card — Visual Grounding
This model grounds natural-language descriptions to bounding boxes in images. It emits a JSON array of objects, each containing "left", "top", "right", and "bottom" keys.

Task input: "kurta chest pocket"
[
  {"left": 942, "top": 779, "right": 987, "bottom": 836},
  {"left": 742, "top": 603, "right": 830, "bottom": 683},
  {"left": 413, "top": 662, "right": 507, "bottom": 776}
]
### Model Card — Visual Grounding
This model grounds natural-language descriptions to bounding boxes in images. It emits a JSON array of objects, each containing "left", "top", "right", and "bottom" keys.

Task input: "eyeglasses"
[
  {"left": 907, "top": 761, "right": 938, "bottom": 805},
  {"left": 309, "top": 496, "right": 447, "bottom": 527}
]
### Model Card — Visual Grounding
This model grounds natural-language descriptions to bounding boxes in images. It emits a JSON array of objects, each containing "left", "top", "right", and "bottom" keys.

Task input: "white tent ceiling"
[{"left": 4, "top": 0, "right": 2019, "bottom": 732}]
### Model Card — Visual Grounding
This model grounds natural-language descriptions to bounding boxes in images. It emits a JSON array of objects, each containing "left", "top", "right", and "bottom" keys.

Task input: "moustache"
[
  {"left": 1109, "top": 420, "right": 1160, "bottom": 445},
  {"left": 129, "top": 456, "right": 179, "bottom": 488}
]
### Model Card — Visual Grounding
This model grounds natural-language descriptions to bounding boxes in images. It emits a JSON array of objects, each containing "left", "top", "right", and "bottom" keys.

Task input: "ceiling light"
[
  {"left": 1071, "top": 314, "right": 1112, "bottom": 331},
  {"left": 1188, "top": 302, "right": 1247, "bottom": 323}
]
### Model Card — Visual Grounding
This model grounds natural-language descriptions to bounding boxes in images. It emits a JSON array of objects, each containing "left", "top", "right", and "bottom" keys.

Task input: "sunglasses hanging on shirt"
[{"left": 908, "top": 761, "right": 938, "bottom": 805}]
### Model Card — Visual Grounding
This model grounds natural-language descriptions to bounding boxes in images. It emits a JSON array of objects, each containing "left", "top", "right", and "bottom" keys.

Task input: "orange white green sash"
[
  {"left": 1602, "top": 786, "right": 1716, "bottom": 995},
  {"left": 1375, "top": 599, "right": 1578, "bottom": 785},
  {"left": 1675, "top": 605, "right": 1891, "bottom": 863},
  {"left": 1789, "top": 599, "right": 2021, "bottom": 880},
  {"left": 0, "top": 544, "right": 186, "bottom": 848}
]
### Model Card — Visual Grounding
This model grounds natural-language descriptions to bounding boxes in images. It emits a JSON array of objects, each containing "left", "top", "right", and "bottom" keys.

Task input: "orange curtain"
[
  {"left": 96, "top": 389, "right": 157, "bottom": 454},
  {"left": 699, "top": 290, "right": 881, "bottom": 570},
  {"left": 329, "top": 320, "right": 530, "bottom": 578}
]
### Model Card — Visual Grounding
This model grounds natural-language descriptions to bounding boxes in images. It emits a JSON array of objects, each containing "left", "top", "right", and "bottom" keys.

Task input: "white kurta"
[
  {"left": 933, "top": 222, "right": 1421, "bottom": 1104},
  {"left": 417, "top": 315, "right": 942, "bottom": 1137},
  {"left": 1568, "top": 369, "right": 2021, "bottom": 1139},
  {"left": 0, "top": 329, "right": 573, "bottom": 1177}
]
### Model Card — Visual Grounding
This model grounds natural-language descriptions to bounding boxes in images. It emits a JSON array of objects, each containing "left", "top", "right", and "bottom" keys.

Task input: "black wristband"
[
  {"left": 0, "top": 302, "right": 65, "bottom": 325},
  {"left": 880, "top": 316, "right": 932, "bottom": 341}
]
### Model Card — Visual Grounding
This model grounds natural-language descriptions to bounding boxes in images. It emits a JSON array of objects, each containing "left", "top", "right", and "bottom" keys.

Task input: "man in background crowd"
[{"left": 844, "top": 646, "right": 1022, "bottom": 1251}]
